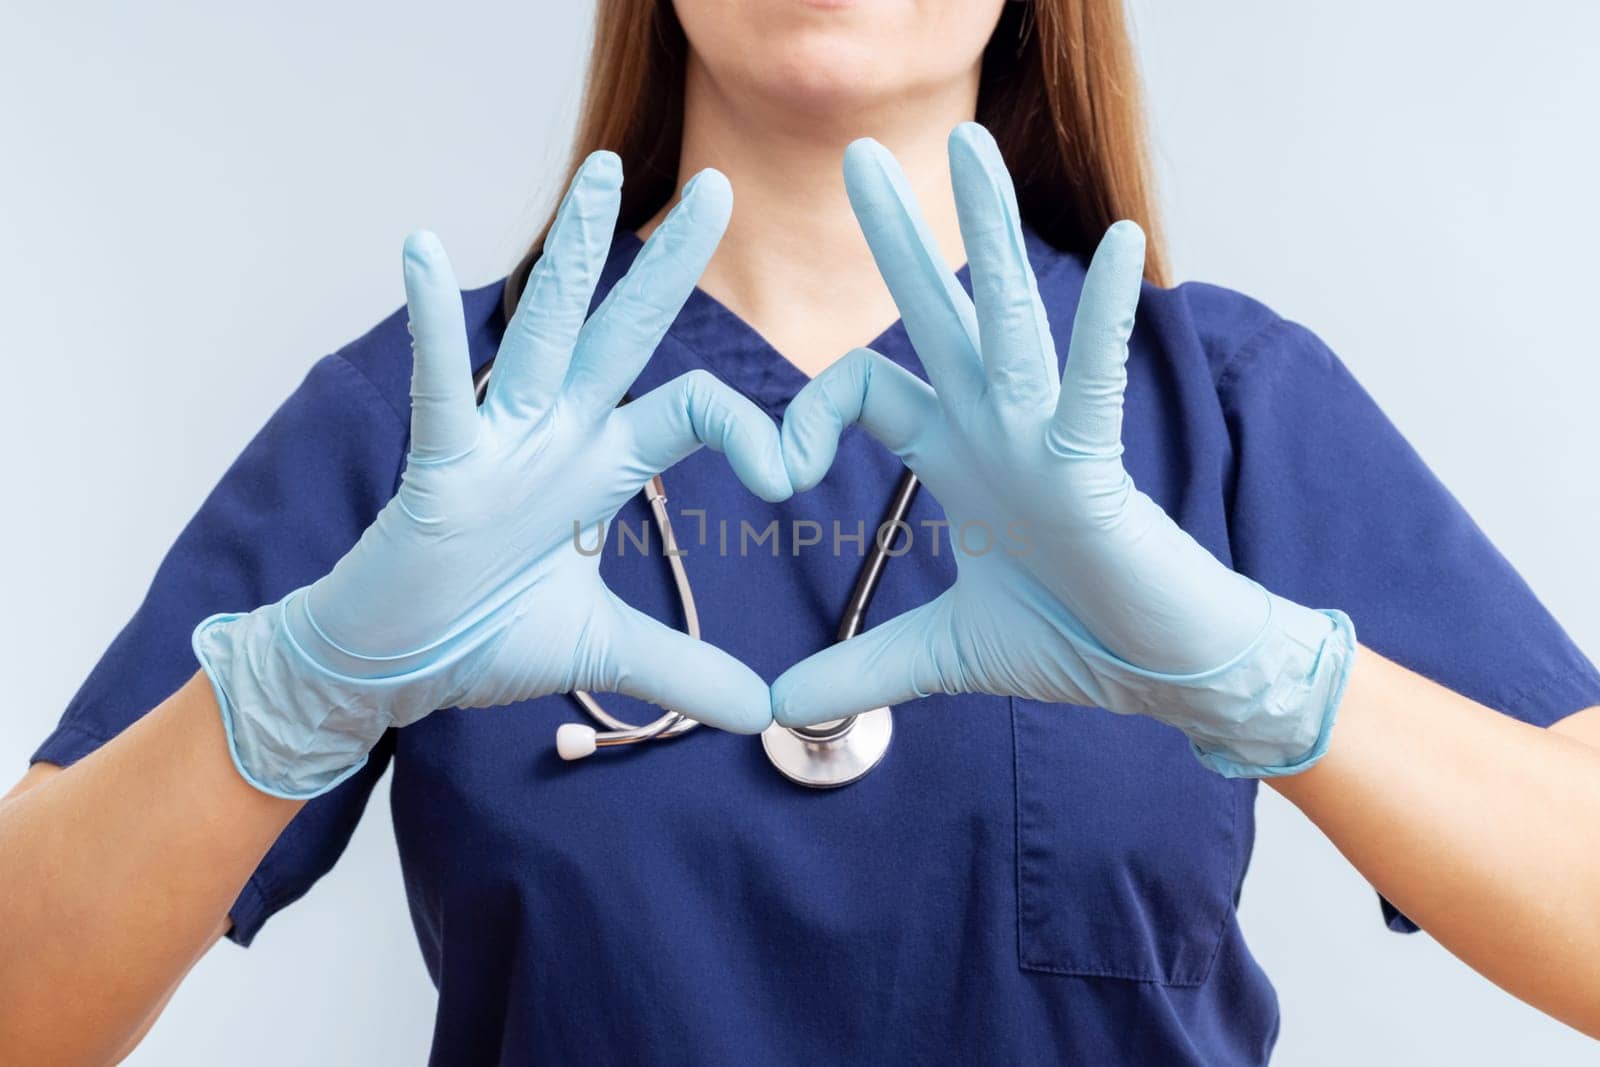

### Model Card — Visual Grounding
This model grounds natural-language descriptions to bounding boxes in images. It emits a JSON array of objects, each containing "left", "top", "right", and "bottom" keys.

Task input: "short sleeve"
[
  {"left": 30, "top": 353, "right": 408, "bottom": 946},
  {"left": 1217, "top": 319, "right": 1600, "bottom": 932}
]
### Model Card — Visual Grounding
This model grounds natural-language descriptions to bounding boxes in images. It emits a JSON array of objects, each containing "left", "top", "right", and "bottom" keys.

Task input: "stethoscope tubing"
[{"left": 788, "top": 468, "right": 920, "bottom": 742}]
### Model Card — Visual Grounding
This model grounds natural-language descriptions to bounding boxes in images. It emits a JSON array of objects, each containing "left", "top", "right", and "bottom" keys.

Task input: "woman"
[{"left": 4, "top": 1, "right": 1600, "bottom": 1063}]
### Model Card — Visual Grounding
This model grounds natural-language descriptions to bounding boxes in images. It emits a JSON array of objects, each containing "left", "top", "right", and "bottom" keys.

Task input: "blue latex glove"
[
  {"left": 194, "top": 153, "right": 791, "bottom": 799},
  {"left": 773, "top": 125, "right": 1355, "bottom": 778}
]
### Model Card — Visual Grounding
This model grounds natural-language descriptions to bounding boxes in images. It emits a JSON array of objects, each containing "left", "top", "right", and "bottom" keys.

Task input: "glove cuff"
[
  {"left": 1066, "top": 588, "right": 1355, "bottom": 778},
  {"left": 192, "top": 588, "right": 503, "bottom": 800},
  {"left": 1180, "top": 594, "right": 1356, "bottom": 778},
  {"left": 193, "top": 595, "right": 376, "bottom": 800}
]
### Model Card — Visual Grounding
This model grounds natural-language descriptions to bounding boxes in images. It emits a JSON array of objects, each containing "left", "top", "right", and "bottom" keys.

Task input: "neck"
[{"left": 639, "top": 59, "right": 978, "bottom": 377}]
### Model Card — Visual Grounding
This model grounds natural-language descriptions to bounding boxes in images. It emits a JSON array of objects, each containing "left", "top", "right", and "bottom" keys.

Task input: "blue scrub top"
[{"left": 35, "top": 227, "right": 1600, "bottom": 1065}]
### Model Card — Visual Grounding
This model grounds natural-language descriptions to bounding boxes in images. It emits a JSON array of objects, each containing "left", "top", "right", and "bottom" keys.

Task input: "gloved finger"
[
  {"left": 582, "top": 595, "right": 774, "bottom": 734},
  {"left": 566, "top": 169, "right": 732, "bottom": 415},
  {"left": 402, "top": 231, "right": 480, "bottom": 462},
  {"left": 1048, "top": 221, "right": 1145, "bottom": 459},
  {"left": 770, "top": 592, "right": 964, "bottom": 727},
  {"left": 617, "top": 369, "right": 791, "bottom": 503},
  {"left": 947, "top": 123, "right": 1057, "bottom": 408},
  {"left": 489, "top": 151, "right": 623, "bottom": 421},
  {"left": 781, "top": 347, "right": 939, "bottom": 492},
  {"left": 842, "top": 138, "right": 985, "bottom": 405}
]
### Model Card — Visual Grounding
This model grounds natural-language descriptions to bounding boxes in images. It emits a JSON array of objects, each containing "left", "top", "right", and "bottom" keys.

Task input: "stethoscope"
[{"left": 473, "top": 360, "right": 919, "bottom": 788}]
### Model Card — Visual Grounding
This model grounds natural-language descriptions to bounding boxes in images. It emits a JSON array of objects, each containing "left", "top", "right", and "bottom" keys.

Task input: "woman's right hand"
[{"left": 194, "top": 152, "right": 791, "bottom": 799}]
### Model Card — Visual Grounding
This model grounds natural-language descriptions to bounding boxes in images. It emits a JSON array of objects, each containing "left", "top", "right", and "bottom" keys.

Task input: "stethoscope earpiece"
[{"left": 555, "top": 723, "right": 598, "bottom": 761}]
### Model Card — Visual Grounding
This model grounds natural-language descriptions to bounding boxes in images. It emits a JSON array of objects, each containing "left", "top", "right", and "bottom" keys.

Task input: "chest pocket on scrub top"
[{"left": 1011, "top": 698, "right": 1244, "bottom": 984}]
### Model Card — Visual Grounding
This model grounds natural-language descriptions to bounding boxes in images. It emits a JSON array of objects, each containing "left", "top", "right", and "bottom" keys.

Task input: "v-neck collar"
[{"left": 595, "top": 224, "right": 1072, "bottom": 418}]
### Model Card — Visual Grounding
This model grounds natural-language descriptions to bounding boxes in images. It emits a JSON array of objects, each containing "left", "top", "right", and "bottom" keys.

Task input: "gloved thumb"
[
  {"left": 579, "top": 596, "right": 774, "bottom": 734},
  {"left": 771, "top": 593, "right": 964, "bottom": 727}
]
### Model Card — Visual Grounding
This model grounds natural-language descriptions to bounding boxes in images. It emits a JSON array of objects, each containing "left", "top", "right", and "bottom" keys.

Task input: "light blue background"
[{"left": 2, "top": 2, "right": 1596, "bottom": 1062}]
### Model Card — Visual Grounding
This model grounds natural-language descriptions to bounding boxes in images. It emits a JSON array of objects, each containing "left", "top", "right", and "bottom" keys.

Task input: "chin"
[
  {"left": 732, "top": 30, "right": 927, "bottom": 111},
  {"left": 679, "top": 0, "right": 1001, "bottom": 118}
]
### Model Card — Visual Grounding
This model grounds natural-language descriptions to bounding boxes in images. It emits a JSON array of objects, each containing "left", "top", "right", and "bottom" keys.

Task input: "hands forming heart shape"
[{"left": 195, "top": 123, "right": 1356, "bottom": 799}]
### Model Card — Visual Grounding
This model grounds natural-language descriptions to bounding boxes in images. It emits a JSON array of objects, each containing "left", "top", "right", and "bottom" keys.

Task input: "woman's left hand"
[{"left": 772, "top": 124, "right": 1355, "bottom": 778}]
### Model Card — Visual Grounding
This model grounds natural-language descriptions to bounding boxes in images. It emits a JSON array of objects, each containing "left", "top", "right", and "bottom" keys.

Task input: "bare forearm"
[
  {"left": 1272, "top": 648, "right": 1600, "bottom": 1036},
  {"left": 0, "top": 673, "right": 303, "bottom": 1063}
]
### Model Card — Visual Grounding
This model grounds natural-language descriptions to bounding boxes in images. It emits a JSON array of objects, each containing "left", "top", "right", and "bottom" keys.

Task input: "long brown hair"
[{"left": 503, "top": 0, "right": 1167, "bottom": 322}]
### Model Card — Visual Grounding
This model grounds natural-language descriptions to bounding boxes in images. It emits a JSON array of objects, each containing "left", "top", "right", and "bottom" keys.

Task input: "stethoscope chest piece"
[{"left": 760, "top": 707, "right": 893, "bottom": 789}]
